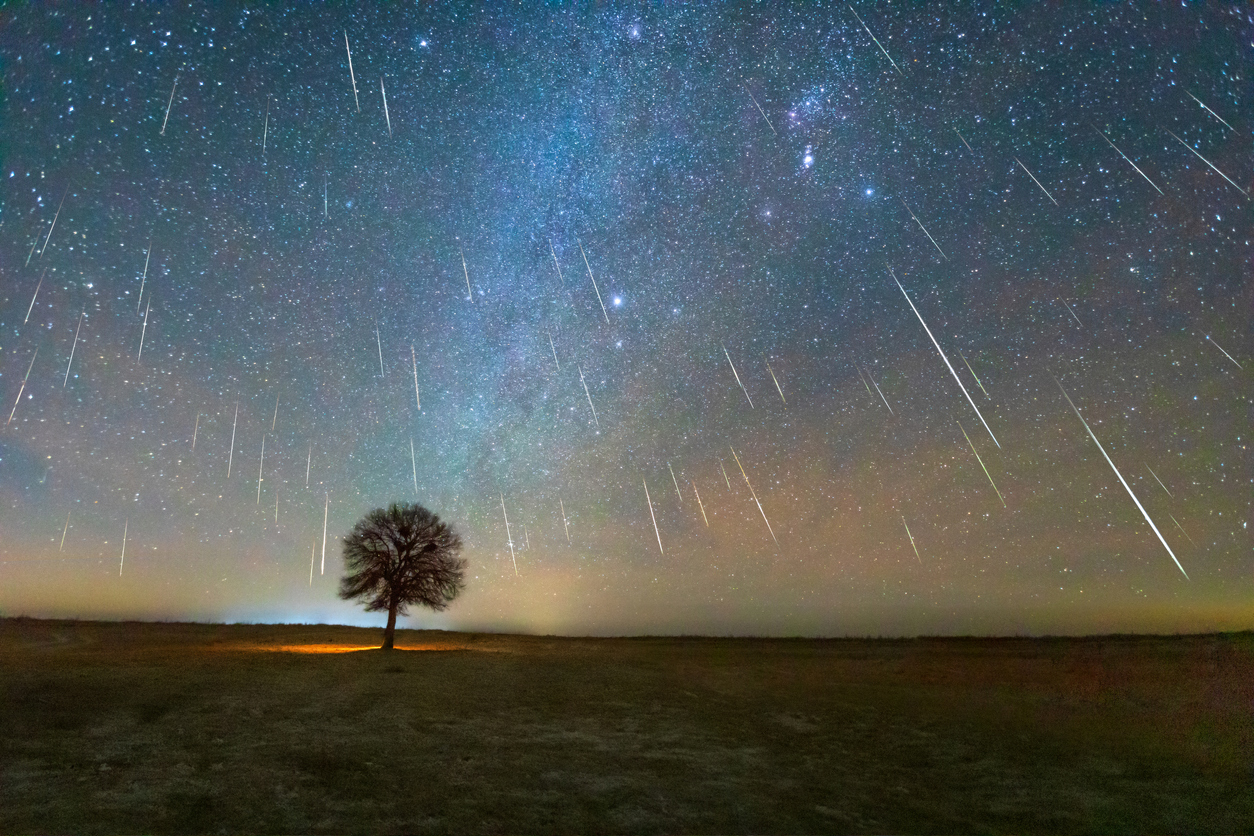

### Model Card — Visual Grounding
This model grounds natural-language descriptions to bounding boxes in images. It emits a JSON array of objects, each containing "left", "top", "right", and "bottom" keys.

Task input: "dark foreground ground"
[{"left": 1, "top": 619, "right": 1251, "bottom": 834}]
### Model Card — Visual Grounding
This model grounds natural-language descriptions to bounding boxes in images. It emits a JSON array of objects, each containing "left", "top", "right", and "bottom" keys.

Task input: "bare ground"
[{"left": 1, "top": 618, "right": 1251, "bottom": 834}]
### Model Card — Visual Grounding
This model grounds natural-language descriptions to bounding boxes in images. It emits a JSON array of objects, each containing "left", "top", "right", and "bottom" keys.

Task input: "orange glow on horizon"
[{"left": 217, "top": 643, "right": 472, "bottom": 654}]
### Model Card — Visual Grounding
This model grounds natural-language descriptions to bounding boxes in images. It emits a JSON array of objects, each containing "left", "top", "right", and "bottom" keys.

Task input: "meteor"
[
  {"left": 137, "top": 297, "right": 151, "bottom": 362},
  {"left": 309, "top": 539, "right": 316, "bottom": 586},
  {"left": 41, "top": 186, "right": 69, "bottom": 257},
  {"left": 892, "top": 268, "right": 999, "bottom": 447},
  {"left": 324, "top": 175, "right": 329, "bottom": 219},
  {"left": 853, "top": 361, "right": 874, "bottom": 398},
  {"left": 160, "top": 77, "right": 177, "bottom": 135},
  {"left": 901, "top": 515, "right": 920, "bottom": 562},
  {"left": 954, "top": 128, "right": 974, "bottom": 153},
  {"left": 7, "top": 348, "right": 38, "bottom": 426},
  {"left": 305, "top": 441, "right": 312, "bottom": 487},
  {"left": 549, "top": 240, "right": 566, "bottom": 287},
  {"left": 375, "top": 322, "right": 385, "bottom": 377},
  {"left": 1169, "top": 514, "right": 1195, "bottom": 546},
  {"left": 460, "top": 247, "right": 472, "bottom": 301},
  {"left": 846, "top": 3, "right": 903, "bottom": 75},
  {"left": 256, "top": 435, "right": 265, "bottom": 504},
  {"left": 411, "top": 345, "right": 421, "bottom": 408},
  {"left": 743, "top": 83, "right": 779, "bottom": 137},
  {"left": 63, "top": 312, "right": 84, "bottom": 387},
  {"left": 500, "top": 494, "right": 518, "bottom": 575},
  {"left": 719, "top": 459, "right": 732, "bottom": 490},
  {"left": 1053, "top": 374, "right": 1188, "bottom": 579},
  {"left": 119, "top": 518, "right": 128, "bottom": 576},
  {"left": 138, "top": 242, "right": 151, "bottom": 313},
  {"left": 1205, "top": 335, "right": 1243, "bottom": 370},
  {"left": 321, "top": 493, "right": 329, "bottom": 575},
  {"left": 866, "top": 366, "right": 893, "bottom": 415},
  {"left": 643, "top": 477, "right": 664, "bottom": 555},
  {"left": 25, "top": 269, "right": 46, "bottom": 323},
  {"left": 1186, "top": 91, "right": 1234, "bottom": 132},
  {"left": 578, "top": 240, "right": 610, "bottom": 324},
  {"left": 668, "top": 462, "right": 683, "bottom": 503},
  {"left": 380, "top": 76, "right": 391, "bottom": 136},
  {"left": 60, "top": 511, "right": 70, "bottom": 552},
  {"left": 1014, "top": 157, "right": 1059, "bottom": 206},
  {"left": 192, "top": 414, "right": 200, "bottom": 450},
  {"left": 1166, "top": 130, "right": 1248, "bottom": 197},
  {"left": 958, "top": 420, "right": 1005, "bottom": 507},
  {"left": 578, "top": 364, "right": 599, "bottom": 429},
  {"left": 560, "top": 498, "right": 571, "bottom": 544},
  {"left": 1060, "top": 298, "right": 1083, "bottom": 327},
  {"left": 723, "top": 344, "right": 754, "bottom": 408},
  {"left": 344, "top": 31, "right": 360, "bottom": 112},
  {"left": 901, "top": 198, "right": 946, "bottom": 260},
  {"left": 1146, "top": 464, "right": 1171, "bottom": 498},
  {"left": 262, "top": 94, "right": 270, "bottom": 153},
  {"left": 271, "top": 392, "right": 279, "bottom": 431},
  {"left": 957, "top": 350, "right": 990, "bottom": 399},
  {"left": 693, "top": 482, "right": 709, "bottom": 527},
  {"left": 730, "top": 446, "right": 777, "bottom": 543},
  {"left": 1093, "top": 126, "right": 1164, "bottom": 195},
  {"left": 766, "top": 360, "right": 786, "bottom": 404},
  {"left": 410, "top": 438, "right": 418, "bottom": 496},
  {"left": 226, "top": 401, "right": 239, "bottom": 478},
  {"left": 547, "top": 328, "right": 560, "bottom": 371}
]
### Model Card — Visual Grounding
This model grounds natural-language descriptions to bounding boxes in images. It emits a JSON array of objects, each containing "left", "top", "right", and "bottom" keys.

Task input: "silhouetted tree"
[{"left": 338, "top": 503, "right": 466, "bottom": 650}]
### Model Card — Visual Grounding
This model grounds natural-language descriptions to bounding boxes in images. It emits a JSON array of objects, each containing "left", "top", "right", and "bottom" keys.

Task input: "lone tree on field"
[{"left": 339, "top": 502, "right": 466, "bottom": 650}]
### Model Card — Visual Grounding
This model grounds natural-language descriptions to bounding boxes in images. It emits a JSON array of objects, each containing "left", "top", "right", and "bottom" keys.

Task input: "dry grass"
[{"left": 2, "top": 618, "right": 1251, "bottom": 834}]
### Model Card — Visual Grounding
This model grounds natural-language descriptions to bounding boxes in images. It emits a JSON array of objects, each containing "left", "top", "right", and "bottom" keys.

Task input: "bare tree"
[{"left": 338, "top": 503, "right": 466, "bottom": 650}]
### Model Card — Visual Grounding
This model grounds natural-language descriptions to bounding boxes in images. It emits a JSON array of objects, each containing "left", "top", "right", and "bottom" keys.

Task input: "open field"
[{"left": 2, "top": 619, "right": 1251, "bottom": 834}]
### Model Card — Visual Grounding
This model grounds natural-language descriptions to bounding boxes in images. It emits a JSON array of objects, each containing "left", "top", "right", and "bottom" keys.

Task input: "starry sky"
[{"left": 1, "top": 3, "right": 1249, "bottom": 637}]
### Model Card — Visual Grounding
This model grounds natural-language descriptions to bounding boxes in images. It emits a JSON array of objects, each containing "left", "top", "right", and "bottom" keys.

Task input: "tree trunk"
[{"left": 382, "top": 601, "right": 398, "bottom": 650}]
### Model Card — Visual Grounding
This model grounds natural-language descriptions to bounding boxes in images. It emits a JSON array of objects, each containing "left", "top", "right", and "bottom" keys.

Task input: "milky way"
[{"left": 1, "top": 4, "right": 1249, "bottom": 635}]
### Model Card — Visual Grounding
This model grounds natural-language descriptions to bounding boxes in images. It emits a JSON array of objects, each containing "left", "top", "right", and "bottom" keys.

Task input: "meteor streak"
[
  {"left": 1060, "top": 298, "right": 1083, "bottom": 327},
  {"left": 668, "top": 463, "right": 683, "bottom": 503},
  {"left": 305, "top": 441, "right": 311, "bottom": 487},
  {"left": 380, "top": 76, "right": 391, "bottom": 136},
  {"left": 866, "top": 366, "right": 893, "bottom": 414},
  {"left": 41, "top": 187, "right": 68, "bottom": 257},
  {"left": 256, "top": 435, "right": 265, "bottom": 504},
  {"left": 560, "top": 499, "right": 571, "bottom": 543},
  {"left": 847, "top": 3, "right": 903, "bottom": 75},
  {"left": 1146, "top": 464, "right": 1171, "bottom": 497},
  {"left": 743, "top": 83, "right": 779, "bottom": 137},
  {"left": 227, "top": 401, "right": 239, "bottom": 478},
  {"left": 271, "top": 392, "right": 279, "bottom": 431},
  {"left": 901, "top": 199, "right": 946, "bottom": 260},
  {"left": 1014, "top": 157, "right": 1059, "bottom": 206},
  {"left": 262, "top": 94, "right": 270, "bottom": 153},
  {"left": 63, "top": 312, "right": 84, "bottom": 387},
  {"left": 892, "top": 268, "right": 999, "bottom": 447},
  {"left": 1186, "top": 91, "right": 1234, "bottom": 132},
  {"left": 579, "top": 240, "right": 610, "bottom": 324},
  {"left": 643, "top": 478, "right": 663, "bottom": 555},
  {"left": 730, "top": 446, "right": 777, "bottom": 543},
  {"left": 1169, "top": 514, "right": 1195, "bottom": 546},
  {"left": 547, "top": 328, "right": 559, "bottom": 371},
  {"left": 7, "top": 348, "right": 38, "bottom": 425},
  {"left": 500, "top": 494, "right": 518, "bottom": 575},
  {"left": 410, "top": 438, "right": 418, "bottom": 496},
  {"left": 954, "top": 128, "right": 973, "bottom": 153},
  {"left": 693, "top": 482, "right": 709, "bottom": 527},
  {"left": 1053, "top": 374, "right": 1188, "bottom": 579},
  {"left": 375, "top": 321, "right": 385, "bottom": 377},
  {"left": 1166, "top": 130, "right": 1248, "bottom": 197},
  {"left": 461, "top": 247, "right": 472, "bottom": 301},
  {"left": 766, "top": 360, "right": 786, "bottom": 404},
  {"left": 957, "top": 350, "right": 990, "bottom": 399},
  {"left": 723, "top": 344, "right": 754, "bottom": 408},
  {"left": 578, "top": 364, "right": 599, "bottom": 429},
  {"left": 958, "top": 420, "right": 1005, "bottom": 507},
  {"left": 60, "top": 512, "right": 70, "bottom": 552},
  {"left": 192, "top": 414, "right": 199, "bottom": 450},
  {"left": 321, "top": 493, "right": 329, "bottom": 575},
  {"left": 138, "top": 242, "right": 151, "bottom": 313},
  {"left": 1093, "top": 126, "right": 1164, "bottom": 195},
  {"left": 119, "top": 518, "right": 128, "bottom": 576},
  {"left": 160, "top": 77, "right": 177, "bottom": 135},
  {"left": 310, "top": 539, "right": 316, "bottom": 585},
  {"left": 344, "top": 32, "right": 360, "bottom": 112},
  {"left": 719, "top": 459, "right": 732, "bottom": 490},
  {"left": 902, "top": 515, "right": 920, "bottom": 561},
  {"left": 137, "top": 298, "right": 151, "bottom": 361},
  {"left": 549, "top": 240, "right": 565, "bottom": 287},
  {"left": 1205, "top": 335, "right": 1243, "bottom": 369},
  {"left": 411, "top": 345, "right": 421, "bottom": 408}
]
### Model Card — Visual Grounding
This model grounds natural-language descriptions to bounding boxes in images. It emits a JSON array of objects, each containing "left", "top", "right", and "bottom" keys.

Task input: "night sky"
[{"left": 1, "top": 3, "right": 1249, "bottom": 636}]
